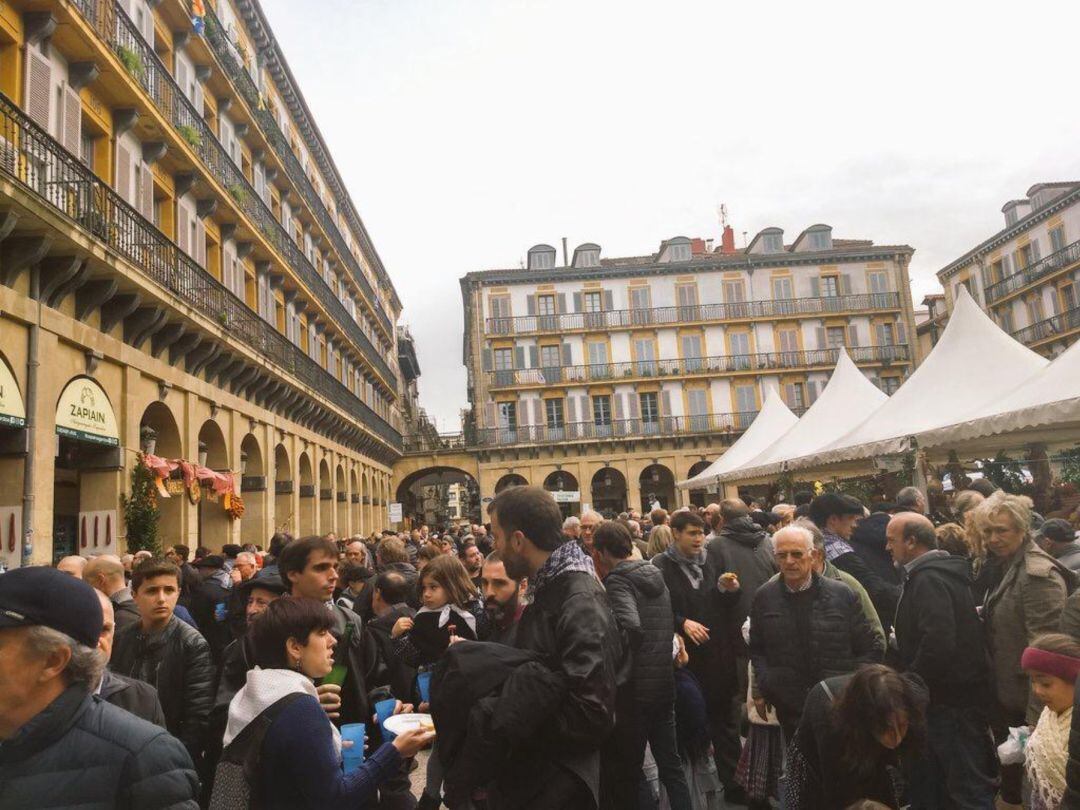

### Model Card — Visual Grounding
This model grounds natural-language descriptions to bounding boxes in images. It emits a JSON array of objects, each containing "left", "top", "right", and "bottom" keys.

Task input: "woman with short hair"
[{"left": 217, "top": 598, "right": 433, "bottom": 809}]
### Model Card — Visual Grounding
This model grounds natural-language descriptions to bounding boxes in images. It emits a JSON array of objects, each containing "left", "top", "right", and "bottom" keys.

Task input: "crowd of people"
[{"left": 5, "top": 480, "right": 1080, "bottom": 809}]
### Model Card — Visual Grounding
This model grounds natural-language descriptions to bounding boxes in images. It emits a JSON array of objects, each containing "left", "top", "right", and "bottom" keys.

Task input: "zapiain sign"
[{"left": 56, "top": 377, "right": 119, "bottom": 447}]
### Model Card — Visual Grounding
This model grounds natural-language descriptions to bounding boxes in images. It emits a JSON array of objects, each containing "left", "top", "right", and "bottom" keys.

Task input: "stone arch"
[
  {"left": 590, "top": 466, "right": 627, "bottom": 517},
  {"left": 638, "top": 463, "right": 676, "bottom": 513},
  {"left": 138, "top": 401, "right": 184, "bottom": 550},
  {"left": 298, "top": 451, "right": 314, "bottom": 536},
  {"left": 396, "top": 466, "right": 480, "bottom": 528},
  {"left": 239, "top": 434, "right": 265, "bottom": 548},
  {"left": 494, "top": 473, "right": 528, "bottom": 494},
  {"left": 686, "top": 459, "right": 713, "bottom": 508},
  {"left": 349, "top": 467, "right": 360, "bottom": 536},
  {"left": 319, "top": 456, "right": 333, "bottom": 536},
  {"left": 197, "top": 419, "right": 230, "bottom": 550},
  {"left": 543, "top": 470, "right": 580, "bottom": 518},
  {"left": 274, "top": 443, "right": 293, "bottom": 535},
  {"left": 335, "top": 464, "right": 348, "bottom": 537}
]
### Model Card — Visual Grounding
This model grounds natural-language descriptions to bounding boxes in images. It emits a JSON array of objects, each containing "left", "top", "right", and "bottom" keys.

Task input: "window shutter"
[
  {"left": 514, "top": 346, "right": 525, "bottom": 369},
  {"left": 660, "top": 389, "right": 672, "bottom": 416},
  {"left": 815, "top": 326, "right": 826, "bottom": 349},
  {"left": 143, "top": 5, "right": 155, "bottom": 45},
  {"left": 557, "top": 293, "right": 567, "bottom": 313},
  {"left": 876, "top": 324, "right": 886, "bottom": 346},
  {"left": 196, "top": 221, "right": 206, "bottom": 267},
  {"left": 603, "top": 290, "right": 614, "bottom": 311},
  {"left": 783, "top": 383, "right": 794, "bottom": 406},
  {"left": 116, "top": 144, "right": 131, "bottom": 204},
  {"left": 847, "top": 323, "right": 859, "bottom": 346},
  {"left": 63, "top": 85, "right": 81, "bottom": 153},
  {"left": 194, "top": 82, "right": 204, "bottom": 116},
  {"left": 980, "top": 266, "right": 993, "bottom": 289},
  {"left": 613, "top": 393, "right": 624, "bottom": 421},
  {"left": 561, "top": 343, "right": 572, "bottom": 366},
  {"left": 1031, "top": 240, "right": 1041, "bottom": 262},
  {"left": 840, "top": 274, "right": 852, "bottom": 295},
  {"left": 628, "top": 393, "right": 640, "bottom": 418},
  {"left": 526, "top": 295, "right": 536, "bottom": 315},
  {"left": 807, "top": 381, "right": 819, "bottom": 404},
  {"left": 1013, "top": 250, "right": 1022, "bottom": 271},
  {"left": 567, "top": 396, "right": 577, "bottom": 423},
  {"left": 896, "top": 321, "right": 907, "bottom": 345},
  {"left": 140, "top": 161, "right": 153, "bottom": 219},
  {"left": 1003, "top": 255, "right": 1012, "bottom": 275},
  {"left": 175, "top": 57, "right": 188, "bottom": 98},
  {"left": 484, "top": 402, "right": 496, "bottom": 427},
  {"left": 528, "top": 346, "right": 538, "bottom": 368},
  {"left": 481, "top": 348, "right": 492, "bottom": 371},
  {"left": 579, "top": 395, "right": 589, "bottom": 422},
  {"left": 177, "top": 203, "right": 189, "bottom": 254},
  {"left": 573, "top": 292, "right": 583, "bottom": 312},
  {"left": 25, "top": 47, "right": 51, "bottom": 131},
  {"left": 809, "top": 277, "right": 821, "bottom": 297}
]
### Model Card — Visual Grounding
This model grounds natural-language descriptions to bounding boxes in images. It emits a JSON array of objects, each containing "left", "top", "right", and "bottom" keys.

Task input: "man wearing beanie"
[{"left": 0, "top": 566, "right": 198, "bottom": 808}]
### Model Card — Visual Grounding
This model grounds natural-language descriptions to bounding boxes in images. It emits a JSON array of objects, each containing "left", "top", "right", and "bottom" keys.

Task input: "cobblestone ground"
[{"left": 410, "top": 749, "right": 429, "bottom": 798}]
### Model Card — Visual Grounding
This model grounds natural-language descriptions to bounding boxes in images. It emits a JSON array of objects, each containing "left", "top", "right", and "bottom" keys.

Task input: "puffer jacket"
[
  {"left": 110, "top": 615, "right": 214, "bottom": 761},
  {"left": 984, "top": 538, "right": 1076, "bottom": 723},
  {"left": 748, "top": 573, "right": 884, "bottom": 728},
  {"left": 707, "top": 516, "right": 777, "bottom": 631},
  {"left": 0, "top": 684, "right": 198, "bottom": 809},
  {"left": 603, "top": 559, "right": 676, "bottom": 707}
]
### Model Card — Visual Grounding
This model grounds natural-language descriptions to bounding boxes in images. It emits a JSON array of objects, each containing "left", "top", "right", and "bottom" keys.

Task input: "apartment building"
[
  {"left": 0, "top": 0, "right": 404, "bottom": 564},
  {"left": 936, "top": 182, "right": 1080, "bottom": 355},
  {"left": 460, "top": 225, "right": 918, "bottom": 514}
]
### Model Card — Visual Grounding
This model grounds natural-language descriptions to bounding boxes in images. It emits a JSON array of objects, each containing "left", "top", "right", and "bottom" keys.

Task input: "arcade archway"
[
  {"left": 686, "top": 460, "right": 713, "bottom": 508},
  {"left": 197, "top": 420, "right": 230, "bottom": 550},
  {"left": 319, "top": 458, "right": 333, "bottom": 536},
  {"left": 591, "top": 467, "right": 627, "bottom": 517},
  {"left": 274, "top": 444, "right": 293, "bottom": 535},
  {"left": 543, "top": 470, "right": 580, "bottom": 519},
  {"left": 239, "top": 434, "right": 264, "bottom": 548},
  {"left": 395, "top": 466, "right": 480, "bottom": 529},
  {"left": 297, "top": 452, "right": 314, "bottom": 535},
  {"left": 639, "top": 464, "right": 676, "bottom": 513},
  {"left": 139, "top": 401, "right": 182, "bottom": 551},
  {"left": 494, "top": 473, "right": 528, "bottom": 494}
]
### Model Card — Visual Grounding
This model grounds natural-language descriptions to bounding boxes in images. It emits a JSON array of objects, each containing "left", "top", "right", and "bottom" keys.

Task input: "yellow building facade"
[{"left": 0, "top": 0, "right": 403, "bottom": 565}]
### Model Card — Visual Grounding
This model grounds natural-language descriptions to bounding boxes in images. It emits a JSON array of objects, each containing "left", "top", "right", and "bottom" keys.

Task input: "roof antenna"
[{"left": 717, "top": 203, "right": 729, "bottom": 229}]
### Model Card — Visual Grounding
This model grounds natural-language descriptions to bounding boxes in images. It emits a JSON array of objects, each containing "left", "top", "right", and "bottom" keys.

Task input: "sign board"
[
  {"left": 551, "top": 490, "right": 581, "bottom": 504},
  {"left": 0, "top": 357, "right": 25, "bottom": 429},
  {"left": 55, "top": 377, "right": 119, "bottom": 446},
  {"left": 388, "top": 502, "right": 403, "bottom": 524}
]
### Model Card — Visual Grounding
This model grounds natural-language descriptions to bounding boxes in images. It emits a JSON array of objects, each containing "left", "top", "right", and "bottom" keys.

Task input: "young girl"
[{"left": 1022, "top": 633, "right": 1080, "bottom": 810}]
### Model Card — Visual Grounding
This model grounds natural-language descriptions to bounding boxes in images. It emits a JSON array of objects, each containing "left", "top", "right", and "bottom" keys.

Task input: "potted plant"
[
  {"left": 117, "top": 45, "right": 145, "bottom": 82},
  {"left": 177, "top": 124, "right": 202, "bottom": 150},
  {"left": 228, "top": 184, "right": 248, "bottom": 206},
  {"left": 139, "top": 424, "right": 158, "bottom": 455}
]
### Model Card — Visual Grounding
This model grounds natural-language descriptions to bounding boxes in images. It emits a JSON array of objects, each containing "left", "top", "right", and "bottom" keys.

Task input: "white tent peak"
[
  {"left": 677, "top": 387, "right": 798, "bottom": 489},
  {"left": 718, "top": 348, "right": 888, "bottom": 482},
  {"left": 801, "top": 283, "right": 1049, "bottom": 466}
]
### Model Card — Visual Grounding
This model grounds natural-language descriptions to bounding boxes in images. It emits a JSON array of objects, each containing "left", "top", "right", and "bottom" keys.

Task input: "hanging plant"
[
  {"left": 228, "top": 184, "right": 249, "bottom": 206},
  {"left": 177, "top": 124, "right": 203, "bottom": 150},
  {"left": 121, "top": 453, "right": 161, "bottom": 554},
  {"left": 117, "top": 45, "right": 145, "bottom": 82}
]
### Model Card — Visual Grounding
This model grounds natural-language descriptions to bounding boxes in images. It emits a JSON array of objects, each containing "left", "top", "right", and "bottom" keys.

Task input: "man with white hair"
[
  {"left": 895, "top": 485, "right": 927, "bottom": 515},
  {"left": 579, "top": 509, "right": 602, "bottom": 553},
  {"left": 83, "top": 554, "right": 141, "bottom": 631},
  {"left": 748, "top": 524, "right": 884, "bottom": 736},
  {"left": 562, "top": 515, "right": 581, "bottom": 540},
  {"left": 0, "top": 566, "right": 198, "bottom": 806},
  {"left": 56, "top": 555, "right": 86, "bottom": 577}
]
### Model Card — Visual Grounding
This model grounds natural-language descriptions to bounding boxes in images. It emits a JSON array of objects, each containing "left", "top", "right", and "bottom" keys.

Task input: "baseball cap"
[
  {"left": 1038, "top": 518, "right": 1076, "bottom": 545},
  {"left": 0, "top": 566, "right": 103, "bottom": 647}
]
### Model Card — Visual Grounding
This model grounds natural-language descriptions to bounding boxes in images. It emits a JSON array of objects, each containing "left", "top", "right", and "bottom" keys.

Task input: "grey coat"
[{"left": 984, "top": 538, "right": 1076, "bottom": 723}]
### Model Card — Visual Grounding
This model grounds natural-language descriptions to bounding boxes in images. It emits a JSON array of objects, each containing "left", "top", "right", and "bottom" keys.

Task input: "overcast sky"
[{"left": 261, "top": 0, "right": 1080, "bottom": 430}]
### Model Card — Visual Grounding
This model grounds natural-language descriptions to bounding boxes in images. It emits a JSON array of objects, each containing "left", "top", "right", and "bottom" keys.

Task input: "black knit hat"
[{"left": 0, "top": 566, "right": 103, "bottom": 647}]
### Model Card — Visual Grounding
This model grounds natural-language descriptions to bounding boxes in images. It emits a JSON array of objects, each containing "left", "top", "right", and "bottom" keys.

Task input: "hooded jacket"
[
  {"left": 707, "top": 516, "right": 777, "bottom": 631},
  {"left": 893, "top": 551, "right": 992, "bottom": 707},
  {"left": 848, "top": 512, "right": 902, "bottom": 590},
  {"left": 604, "top": 559, "right": 676, "bottom": 707}
]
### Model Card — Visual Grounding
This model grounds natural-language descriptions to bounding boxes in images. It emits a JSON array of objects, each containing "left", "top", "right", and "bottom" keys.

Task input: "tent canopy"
[
  {"left": 786, "top": 287, "right": 1049, "bottom": 472},
  {"left": 677, "top": 388, "right": 798, "bottom": 490},
  {"left": 717, "top": 349, "right": 888, "bottom": 483}
]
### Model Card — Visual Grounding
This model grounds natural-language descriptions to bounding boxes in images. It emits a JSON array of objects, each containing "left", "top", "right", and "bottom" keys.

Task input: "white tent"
[
  {"left": 786, "top": 287, "right": 1049, "bottom": 472},
  {"left": 716, "top": 349, "right": 889, "bottom": 483},
  {"left": 916, "top": 336, "right": 1080, "bottom": 452},
  {"left": 677, "top": 388, "right": 798, "bottom": 490}
]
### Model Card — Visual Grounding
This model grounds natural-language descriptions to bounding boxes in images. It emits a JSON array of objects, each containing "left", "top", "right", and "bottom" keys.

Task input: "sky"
[{"left": 261, "top": 0, "right": 1080, "bottom": 431}]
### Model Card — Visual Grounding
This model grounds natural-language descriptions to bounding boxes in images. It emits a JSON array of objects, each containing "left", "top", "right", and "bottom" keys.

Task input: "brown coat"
[{"left": 984, "top": 538, "right": 1076, "bottom": 723}]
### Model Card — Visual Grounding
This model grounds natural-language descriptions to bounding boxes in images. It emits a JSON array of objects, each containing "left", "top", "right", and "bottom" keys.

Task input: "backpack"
[{"left": 208, "top": 693, "right": 303, "bottom": 810}]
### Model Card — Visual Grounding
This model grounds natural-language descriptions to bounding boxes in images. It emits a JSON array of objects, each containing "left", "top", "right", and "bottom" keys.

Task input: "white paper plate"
[{"left": 383, "top": 712, "right": 435, "bottom": 736}]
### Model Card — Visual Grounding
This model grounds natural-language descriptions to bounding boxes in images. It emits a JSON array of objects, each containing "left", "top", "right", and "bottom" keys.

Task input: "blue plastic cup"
[
  {"left": 375, "top": 698, "right": 397, "bottom": 739},
  {"left": 416, "top": 671, "right": 432, "bottom": 704},
  {"left": 341, "top": 722, "right": 365, "bottom": 773}
]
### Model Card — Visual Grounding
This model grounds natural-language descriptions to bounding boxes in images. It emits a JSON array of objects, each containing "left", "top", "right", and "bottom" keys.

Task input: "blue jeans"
[{"left": 907, "top": 704, "right": 997, "bottom": 810}]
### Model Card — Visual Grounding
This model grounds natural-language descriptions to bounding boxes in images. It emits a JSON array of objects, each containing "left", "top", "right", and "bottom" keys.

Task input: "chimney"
[{"left": 721, "top": 225, "right": 736, "bottom": 254}]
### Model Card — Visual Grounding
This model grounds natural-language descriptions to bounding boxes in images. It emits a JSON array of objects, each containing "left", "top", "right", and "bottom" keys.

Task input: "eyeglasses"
[{"left": 774, "top": 550, "right": 808, "bottom": 561}]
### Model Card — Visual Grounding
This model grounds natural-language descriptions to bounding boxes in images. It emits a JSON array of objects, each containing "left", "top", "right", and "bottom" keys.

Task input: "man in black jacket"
[
  {"left": 93, "top": 588, "right": 166, "bottom": 727},
  {"left": 110, "top": 558, "right": 214, "bottom": 767},
  {"left": 188, "top": 554, "right": 233, "bottom": 664},
  {"left": 367, "top": 570, "right": 419, "bottom": 703},
  {"left": 0, "top": 566, "right": 198, "bottom": 808},
  {"left": 84, "top": 554, "right": 142, "bottom": 631},
  {"left": 480, "top": 551, "right": 526, "bottom": 645},
  {"left": 887, "top": 512, "right": 997, "bottom": 809},
  {"left": 487, "top": 485, "right": 621, "bottom": 810},
  {"left": 595, "top": 520, "right": 692, "bottom": 810},
  {"left": 749, "top": 524, "right": 884, "bottom": 737}
]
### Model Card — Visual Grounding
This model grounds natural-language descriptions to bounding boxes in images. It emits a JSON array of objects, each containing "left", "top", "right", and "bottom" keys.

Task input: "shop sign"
[{"left": 55, "top": 377, "right": 119, "bottom": 446}]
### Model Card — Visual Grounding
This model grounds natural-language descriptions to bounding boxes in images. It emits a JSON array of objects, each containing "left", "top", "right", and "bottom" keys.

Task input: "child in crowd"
[
  {"left": 1022, "top": 633, "right": 1080, "bottom": 810},
  {"left": 672, "top": 634, "right": 723, "bottom": 810}
]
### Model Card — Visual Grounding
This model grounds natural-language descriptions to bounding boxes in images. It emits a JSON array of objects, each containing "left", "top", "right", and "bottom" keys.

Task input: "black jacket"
[
  {"left": 99, "top": 670, "right": 167, "bottom": 728},
  {"left": 893, "top": 551, "right": 992, "bottom": 707},
  {"left": 0, "top": 684, "right": 198, "bottom": 809},
  {"left": 499, "top": 569, "right": 621, "bottom": 807},
  {"left": 652, "top": 551, "right": 739, "bottom": 702},
  {"left": 748, "top": 574, "right": 885, "bottom": 728},
  {"left": 604, "top": 559, "right": 676, "bottom": 706},
  {"left": 707, "top": 517, "right": 777, "bottom": 632},
  {"left": 849, "top": 513, "right": 901, "bottom": 590},
  {"left": 110, "top": 615, "right": 214, "bottom": 762},
  {"left": 831, "top": 543, "right": 902, "bottom": 633},
  {"left": 111, "top": 592, "right": 142, "bottom": 632},
  {"left": 367, "top": 602, "right": 418, "bottom": 702},
  {"left": 189, "top": 574, "right": 232, "bottom": 664}
]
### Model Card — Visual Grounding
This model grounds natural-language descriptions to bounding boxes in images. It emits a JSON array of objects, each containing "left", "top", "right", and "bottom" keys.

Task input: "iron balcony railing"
[
  {"left": 471, "top": 411, "right": 762, "bottom": 448},
  {"left": 0, "top": 91, "right": 401, "bottom": 451},
  {"left": 487, "top": 345, "right": 910, "bottom": 388},
  {"left": 985, "top": 239, "right": 1080, "bottom": 304},
  {"left": 69, "top": 0, "right": 397, "bottom": 386},
  {"left": 402, "top": 432, "right": 468, "bottom": 453},
  {"left": 485, "top": 292, "right": 902, "bottom": 335},
  {"left": 1011, "top": 304, "right": 1080, "bottom": 345},
  {"left": 199, "top": 2, "right": 393, "bottom": 338}
]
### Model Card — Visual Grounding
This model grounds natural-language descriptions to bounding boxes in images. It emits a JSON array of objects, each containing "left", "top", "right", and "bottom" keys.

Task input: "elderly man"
[
  {"left": 895, "top": 485, "right": 928, "bottom": 515},
  {"left": 0, "top": 566, "right": 198, "bottom": 806},
  {"left": 749, "top": 524, "right": 884, "bottom": 737},
  {"left": 579, "top": 509, "right": 602, "bottom": 554},
  {"left": 84, "top": 554, "right": 141, "bottom": 631},
  {"left": 563, "top": 515, "right": 581, "bottom": 540},
  {"left": 56, "top": 555, "right": 86, "bottom": 577},
  {"left": 94, "top": 588, "right": 167, "bottom": 727},
  {"left": 886, "top": 512, "right": 996, "bottom": 809},
  {"left": 344, "top": 539, "right": 369, "bottom": 568}
]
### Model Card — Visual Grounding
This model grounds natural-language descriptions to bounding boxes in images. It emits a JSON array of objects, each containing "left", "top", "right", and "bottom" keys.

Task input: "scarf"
[
  {"left": 822, "top": 530, "right": 854, "bottom": 562},
  {"left": 664, "top": 543, "right": 707, "bottom": 590},
  {"left": 415, "top": 603, "right": 477, "bottom": 635},
  {"left": 528, "top": 540, "right": 596, "bottom": 598},
  {"left": 224, "top": 666, "right": 341, "bottom": 756},
  {"left": 1026, "top": 705, "right": 1072, "bottom": 809}
]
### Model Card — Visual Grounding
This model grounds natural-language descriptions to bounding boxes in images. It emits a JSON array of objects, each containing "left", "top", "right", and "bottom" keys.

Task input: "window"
[
  {"left": 583, "top": 291, "right": 603, "bottom": 312},
  {"left": 676, "top": 284, "right": 700, "bottom": 319},
  {"left": 826, "top": 326, "right": 846, "bottom": 348},
  {"left": 762, "top": 233, "right": 784, "bottom": 253},
  {"left": 1050, "top": 225, "right": 1067, "bottom": 253},
  {"left": 545, "top": 398, "right": 564, "bottom": 429},
  {"left": 681, "top": 334, "right": 704, "bottom": 372},
  {"left": 629, "top": 287, "right": 652, "bottom": 325},
  {"left": 809, "top": 230, "right": 832, "bottom": 250},
  {"left": 777, "top": 328, "right": 799, "bottom": 365},
  {"left": 497, "top": 401, "right": 517, "bottom": 433},
  {"left": 868, "top": 270, "right": 889, "bottom": 296},
  {"left": 998, "top": 308, "right": 1016, "bottom": 334},
  {"left": 686, "top": 389, "right": 708, "bottom": 431},
  {"left": 79, "top": 132, "right": 95, "bottom": 169},
  {"left": 593, "top": 396, "right": 612, "bottom": 434},
  {"left": 879, "top": 323, "right": 895, "bottom": 345},
  {"left": 640, "top": 392, "right": 659, "bottom": 425},
  {"left": 881, "top": 376, "right": 901, "bottom": 395},
  {"left": 772, "top": 276, "right": 793, "bottom": 299},
  {"left": 1026, "top": 296, "right": 1045, "bottom": 326},
  {"left": 1062, "top": 284, "right": 1077, "bottom": 313},
  {"left": 668, "top": 242, "right": 691, "bottom": 262},
  {"left": 586, "top": 340, "right": 607, "bottom": 367},
  {"left": 989, "top": 258, "right": 1007, "bottom": 285},
  {"left": 1019, "top": 243, "right": 1036, "bottom": 270},
  {"left": 723, "top": 278, "right": 746, "bottom": 303},
  {"left": 735, "top": 384, "right": 757, "bottom": 426},
  {"left": 729, "top": 332, "right": 751, "bottom": 369},
  {"left": 536, "top": 294, "right": 556, "bottom": 316},
  {"left": 540, "top": 344, "right": 561, "bottom": 374},
  {"left": 820, "top": 276, "right": 839, "bottom": 297},
  {"left": 783, "top": 383, "right": 805, "bottom": 410},
  {"left": 493, "top": 347, "right": 514, "bottom": 386}
]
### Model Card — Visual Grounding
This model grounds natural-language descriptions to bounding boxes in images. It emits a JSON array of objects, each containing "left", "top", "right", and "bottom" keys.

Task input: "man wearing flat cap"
[{"left": 0, "top": 566, "right": 198, "bottom": 808}]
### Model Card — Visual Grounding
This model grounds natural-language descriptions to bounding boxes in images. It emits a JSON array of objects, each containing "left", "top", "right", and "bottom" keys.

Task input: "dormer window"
[
  {"left": 669, "top": 242, "right": 691, "bottom": 261},
  {"left": 762, "top": 232, "right": 784, "bottom": 253},
  {"left": 527, "top": 244, "right": 557, "bottom": 270},
  {"left": 572, "top": 243, "right": 601, "bottom": 268},
  {"left": 659, "top": 236, "right": 693, "bottom": 263},
  {"left": 808, "top": 229, "right": 832, "bottom": 251}
]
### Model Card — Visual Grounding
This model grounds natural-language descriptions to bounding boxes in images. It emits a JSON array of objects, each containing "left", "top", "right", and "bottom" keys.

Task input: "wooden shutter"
[
  {"left": 807, "top": 381, "right": 819, "bottom": 404},
  {"left": 896, "top": 321, "right": 908, "bottom": 346},
  {"left": 1031, "top": 240, "right": 1041, "bottom": 262},
  {"left": 573, "top": 292, "right": 583, "bottom": 312},
  {"left": 660, "top": 389, "right": 672, "bottom": 416},
  {"left": 528, "top": 346, "right": 538, "bottom": 368},
  {"left": 531, "top": 398, "right": 542, "bottom": 427},
  {"left": 484, "top": 402, "right": 496, "bottom": 427},
  {"left": 613, "top": 393, "right": 624, "bottom": 421},
  {"left": 481, "top": 348, "right": 492, "bottom": 371},
  {"left": 815, "top": 326, "right": 826, "bottom": 349},
  {"left": 140, "top": 162, "right": 153, "bottom": 220},
  {"left": 175, "top": 57, "right": 188, "bottom": 98},
  {"left": 809, "top": 277, "right": 821, "bottom": 297},
  {"left": 579, "top": 395, "right": 589, "bottom": 422},
  {"left": 177, "top": 203, "right": 189, "bottom": 254},
  {"left": 840, "top": 274, "right": 852, "bottom": 295},
  {"left": 526, "top": 295, "right": 536, "bottom": 315},
  {"left": 142, "top": 4, "right": 155, "bottom": 45},
  {"left": 195, "top": 220, "right": 206, "bottom": 267},
  {"left": 116, "top": 144, "right": 132, "bottom": 204},
  {"left": 557, "top": 293, "right": 567, "bottom": 313},
  {"left": 847, "top": 323, "right": 859, "bottom": 346},
  {"left": 567, "top": 396, "right": 578, "bottom": 423},
  {"left": 561, "top": 343, "right": 572, "bottom": 366},
  {"left": 514, "top": 346, "right": 525, "bottom": 369},
  {"left": 876, "top": 324, "right": 886, "bottom": 346},
  {"left": 603, "top": 290, "right": 614, "bottom": 311},
  {"left": 628, "top": 393, "right": 640, "bottom": 418},
  {"left": 63, "top": 85, "right": 81, "bottom": 152},
  {"left": 25, "top": 47, "right": 51, "bottom": 130}
]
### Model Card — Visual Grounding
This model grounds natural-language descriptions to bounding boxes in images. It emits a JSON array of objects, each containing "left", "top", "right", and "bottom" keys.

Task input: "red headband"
[{"left": 1021, "top": 647, "right": 1080, "bottom": 684}]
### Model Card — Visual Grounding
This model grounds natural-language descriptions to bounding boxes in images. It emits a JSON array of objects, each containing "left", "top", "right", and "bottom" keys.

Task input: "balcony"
[
  {"left": 485, "top": 292, "right": 901, "bottom": 335},
  {"left": 0, "top": 90, "right": 401, "bottom": 451},
  {"left": 984, "top": 239, "right": 1080, "bottom": 305},
  {"left": 487, "top": 345, "right": 911, "bottom": 389},
  {"left": 68, "top": 0, "right": 397, "bottom": 387},
  {"left": 198, "top": 2, "right": 393, "bottom": 338},
  {"left": 403, "top": 432, "right": 468, "bottom": 453},
  {"left": 1011, "top": 304, "right": 1080, "bottom": 347}
]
